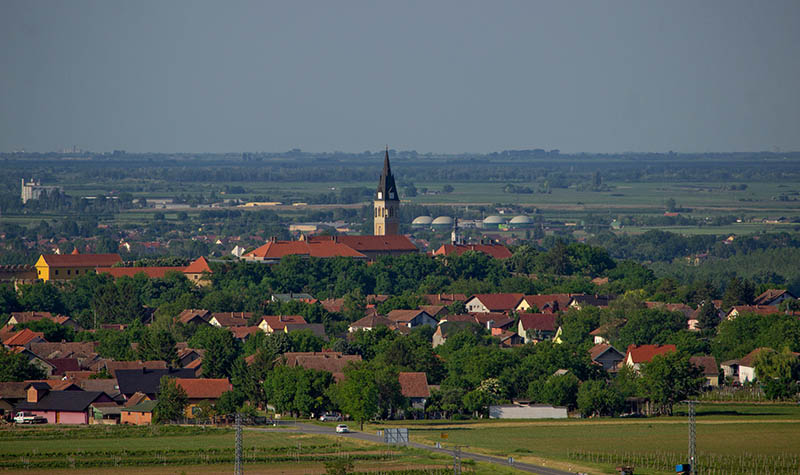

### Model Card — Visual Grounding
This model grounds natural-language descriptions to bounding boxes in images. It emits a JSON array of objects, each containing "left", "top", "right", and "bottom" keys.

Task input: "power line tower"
[
  {"left": 688, "top": 400, "right": 696, "bottom": 475},
  {"left": 452, "top": 445, "right": 463, "bottom": 475},
  {"left": 234, "top": 413, "right": 243, "bottom": 475}
]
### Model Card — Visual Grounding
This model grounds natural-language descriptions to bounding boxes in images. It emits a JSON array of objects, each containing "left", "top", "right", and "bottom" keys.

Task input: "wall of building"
[{"left": 489, "top": 404, "right": 568, "bottom": 419}]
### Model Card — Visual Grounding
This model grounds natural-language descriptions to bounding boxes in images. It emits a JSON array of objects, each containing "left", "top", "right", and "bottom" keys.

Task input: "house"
[
  {"left": 230, "top": 326, "right": 261, "bottom": 341},
  {"left": 422, "top": 293, "right": 466, "bottom": 306},
  {"left": 624, "top": 344, "right": 677, "bottom": 372},
  {"left": 465, "top": 293, "right": 524, "bottom": 313},
  {"left": 589, "top": 344, "right": 624, "bottom": 372},
  {"left": 753, "top": 289, "right": 796, "bottom": 307},
  {"left": 47, "top": 357, "right": 80, "bottom": 376},
  {"left": 96, "top": 257, "right": 212, "bottom": 286},
  {"left": 491, "top": 328, "right": 524, "bottom": 347},
  {"left": 726, "top": 305, "right": 783, "bottom": 320},
  {"left": 348, "top": 314, "right": 394, "bottom": 332},
  {"left": 115, "top": 368, "right": 197, "bottom": 399},
  {"left": 309, "top": 234, "right": 418, "bottom": 260},
  {"left": 515, "top": 294, "right": 570, "bottom": 314},
  {"left": 209, "top": 312, "right": 252, "bottom": 328},
  {"left": 8, "top": 312, "right": 80, "bottom": 330},
  {"left": 174, "top": 378, "right": 232, "bottom": 417},
  {"left": 176, "top": 309, "right": 212, "bottom": 326},
  {"left": 320, "top": 298, "right": 345, "bottom": 314},
  {"left": 3, "top": 328, "right": 46, "bottom": 348},
  {"left": 589, "top": 319, "right": 626, "bottom": 345},
  {"left": 732, "top": 347, "right": 789, "bottom": 384},
  {"left": 420, "top": 305, "right": 448, "bottom": 319},
  {"left": 91, "top": 402, "right": 123, "bottom": 425},
  {"left": 120, "top": 400, "right": 156, "bottom": 425},
  {"left": 182, "top": 257, "right": 213, "bottom": 286},
  {"left": 93, "top": 360, "right": 168, "bottom": 378},
  {"left": 177, "top": 348, "right": 205, "bottom": 368},
  {"left": 386, "top": 309, "right": 437, "bottom": 329},
  {"left": 0, "top": 382, "right": 28, "bottom": 419},
  {"left": 517, "top": 314, "right": 559, "bottom": 344},
  {"left": 78, "top": 379, "right": 125, "bottom": 403},
  {"left": 241, "top": 237, "right": 366, "bottom": 263},
  {"left": 568, "top": 294, "right": 613, "bottom": 310},
  {"left": 281, "top": 351, "right": 362, "bottom": 382},
  {"left": 258, "top": 315, "right": 307, "bottom": 333},
  {"left": 15, "top": 383, "right": 114, "bottom": 424},
  {"left": 432, "top": 321, "right": 483, "bottom": 348},
  {"left": 398, "top": 372, "right": 430, "bottom": 410},
  {"left": 431, "top": 243, "right": 512, "bottom": 259},
  {"left": 689, "top": 356, "right": 720, "bottom": 387},
  {"left": 34, "top": 252, "right": 122, "bottom": 281}
]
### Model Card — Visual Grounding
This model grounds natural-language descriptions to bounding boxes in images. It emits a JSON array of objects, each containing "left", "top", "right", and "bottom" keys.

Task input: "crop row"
[{"left": 568, "top": 449, "right": 800, "bottom": 474}]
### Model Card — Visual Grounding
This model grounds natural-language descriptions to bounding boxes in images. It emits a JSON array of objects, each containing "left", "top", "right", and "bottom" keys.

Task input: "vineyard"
[{"left": 568, "top": 449, "right": 800, "bottom": 474}]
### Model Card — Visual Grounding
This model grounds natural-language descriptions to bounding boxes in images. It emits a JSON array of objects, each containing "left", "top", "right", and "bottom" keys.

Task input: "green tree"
[
  {"left": 17, "top": 319, "right": 74, "bottom": 342},
  {"left": 722, "top": 277, "right": 755, "bottom": 308},
  {"left": 138, "top": 327, "right": 178, "bottom": 366},
  {"left": 153, "top": 376, "right": 188, "bottom": 423},
  {"left": 0, "top": 346, "right": 46, "bottom": 381},
  {"left": 17, "top": 282, "right": 66, "bottom": 314},
  {"left": 639, "top": 352, "right": 703, "bottom": 415},
  {"left": 577, "top": 379, "right": 624, "bottom": 417},
  {"left": 329, "top": 363, "right": 379, "bottom": 430},
  {"left": 754, "top": 348, "right": 800, "bottom": 400},
  {"left": 538, "top": 372, "right": 580, "bottom": 410}
]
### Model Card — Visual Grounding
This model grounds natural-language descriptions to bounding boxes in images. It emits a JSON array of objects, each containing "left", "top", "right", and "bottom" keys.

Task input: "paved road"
[{"left": 247, "top": 423, "right": 574, "bottom": 475}]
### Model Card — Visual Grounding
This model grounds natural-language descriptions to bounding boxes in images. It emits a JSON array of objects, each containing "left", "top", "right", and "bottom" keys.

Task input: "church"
[{"left": 242, "top": 149, "right": 418, "bottom": 262}]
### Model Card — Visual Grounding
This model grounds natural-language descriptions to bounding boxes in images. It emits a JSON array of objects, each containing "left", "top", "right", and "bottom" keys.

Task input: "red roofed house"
[
  {"left": 624, "top": 344, "right": 677, "bottom": 372},
  {"left": 281, "top": 352, "right": 362, "bottom": 382},
  {"left": 726, "top": 305, "right": 784, "bottom": 320},
  {"left": 8, "top": 312, "right": 80, "bottom": 331},
  {"left": 515, "top": 295, "right": 567, "bottom": 314},
  {"left": 309, "top": 235, "right": 418, "bottom": 260},
  {"left": 230, "top": 326, "right": 261, "bottom": 341},
  {"left": 348, "top": 314, "right": 394, "bottom": 332},
  {"left": 258, "top": 315, "right": 307, "bottom": 333},
  {"left": 3, "top": 328, "right": 46, "bottom": 348},
  {"left": 753, "top": 289, "right": 796, "bottom": 307},
  {"left": 432, "top": 243, "right": 512, "bottom": 259},
  {"left": 35, "top": 252, "right": 122, "bottom": 281},
  {"left": 241, "top": 236, "right": 366, "bottom": 263},
  {"left": 517, "top": 314, "right": 559, "bottom": 344},
  {"left": 386, "top": 309, "right": 437, "bottom": 329},
  {"left": 422, "top": 294, "right": 467, "bottom": 306},
  {"left": 174, "top": 378, "right": 232, "bottom": 417},
  {"left": 398, "top": 372, "right": 430, "bottom": 410},
  {"left": 689, "top": 355, "right": 720, "bottom": 387},
  {"left": 209, "top": 313, "right": 252, "bottom": 328},
  {"left": 96, "top": 257, "right": 213, "bottom": 286},
  {"left": 182, "top": 257, "right": 213, "bottom": 286},
  {"left": 465, "top": 293, "right": 524, "bottom": 314},
  {"left": 176, "top": 309, "right": 212, "bottom": 326}
]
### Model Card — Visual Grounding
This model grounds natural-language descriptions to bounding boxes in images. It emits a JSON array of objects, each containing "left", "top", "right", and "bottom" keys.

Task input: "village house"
[
  {"left": 3, "top": 328, "right": 47, "bottom": 349},
  {"left": 753, "top": 289, "right": 797, "bottom": 306},
  {"left": 624, "top": 344, "right": 677, "bottom": 372},
  {"left": 174, "top": 378, "right": 232, "bottom": 417},
  {"left": 726, "top": 305, "right": 784, "bottom": 320},
  {"left": 689, "top": 355, "right": 720, "bottom": 387},
  {"left": 120, "top": 400, "right": 156, "bottom": 425},
  {"left": 431, "top": 243, "right": 512, "bottom": 259},
  {"left": 115, "top": 368, "right": 197, "bottom": 399},
  {"left": 348, "top": 314, "right": 394, "bottom": 333},
  {"left": 241, "top": 236, "right": 366, "bottom": 263},
  {"left": 209, "top": 312, "right": 252, "bottom": 328},
  {"left": 281, "top": 351, "right": 362, "bottom": 382},
  {"left": 464, "top": 293, "right": 524, "bottom": 313},
  {"left": 176, "top": 309, "right": 213, "bottom": 326},
  {"left": 8, "top": 311, "right": 81, "bottom": 331},
  {"left": 15, "top": 383, "right": 114, "bottom": 424},
  {"left": 589, "top": 343, "right": 625, "bottom": 372},
  {"left": 34, "top": 250, "right": 122, "bottom": 281},
  {"left": 308, "top": 234, "right": 418, "bottom": 260},
  {"left": 386, "top": 309, "right": 437, "bottom": 329},
  {"left": 515, "top": 294, "right": 571, "bottom": 314},
  {"left": 258, "top": 315, "right": 307, "bottom": 333},
  {"left": 517, "top": 313, "right": 559, "bottom": 344},
  {"left": 398, "top": 372, "right": 430, "bottom": 410}
]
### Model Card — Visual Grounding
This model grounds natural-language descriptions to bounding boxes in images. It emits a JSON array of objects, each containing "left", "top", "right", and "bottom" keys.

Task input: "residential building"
[
  {"left": 386, "top": 309, "right": 437, "bottom": 329},
  {"left": 588, "top": 344, "right": 624, "bottom": 372},
  {"left": 624, "top": 344, "right": 677, "bottom": 372},
  {"left": 35, "top": 251, "right": 122, "bottom": 281},
  {"left": 258, "top": 315, "right": 307, "bottom": 333},
  {"left": 689, "top": 356, "right": 720, "bottom": 387},
  {"left": 517, "top": 314, "right": 559, "bottom": 344},
  {"left": 464, "top": 293, "right": 524, "bottom": 313},
  {"left": 398, "top": 372, "right": 430, "bottom": 410}
]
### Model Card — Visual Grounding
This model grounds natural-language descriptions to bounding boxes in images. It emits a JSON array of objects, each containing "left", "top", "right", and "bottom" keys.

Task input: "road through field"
[{"left": 247, "top": 423, "right": 573, "bottom": 475}]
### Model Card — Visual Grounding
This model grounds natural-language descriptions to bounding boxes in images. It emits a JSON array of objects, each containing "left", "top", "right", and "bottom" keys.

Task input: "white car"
[
  {"left": 335, "top": 424, "right": 349, "bottom": 433},
  {"left": 319, "top": 413, "right": 342, "bottom": 422},
  {"left": 14, "top": 412, "right": 46, "bottom": 424}
]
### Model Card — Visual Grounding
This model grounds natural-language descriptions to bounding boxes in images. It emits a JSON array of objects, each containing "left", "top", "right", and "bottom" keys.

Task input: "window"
[
  {"left": 55, "top": 270, "right": 59, "bottom": 275},
  {"left": 67, "top": 270, "right": 71, "bottom": 275}
]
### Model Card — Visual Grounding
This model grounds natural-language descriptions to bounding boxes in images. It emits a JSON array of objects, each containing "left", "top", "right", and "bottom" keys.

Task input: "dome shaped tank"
[
  {"left": 431, "top": 216, "right": 454, "bottom": 227},
  {"left": 412, "top": 216, "right": 434, "bottom": 226}
]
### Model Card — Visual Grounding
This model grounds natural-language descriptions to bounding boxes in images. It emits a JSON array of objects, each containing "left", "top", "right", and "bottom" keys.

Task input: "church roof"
[{"left": 375, "top": 148, "right": 398, "bottom": 201}]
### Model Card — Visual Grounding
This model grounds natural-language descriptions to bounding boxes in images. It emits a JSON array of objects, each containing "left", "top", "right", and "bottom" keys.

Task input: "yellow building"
[{"left": 35, "top": 251, "right": 122, "bottom": 281}]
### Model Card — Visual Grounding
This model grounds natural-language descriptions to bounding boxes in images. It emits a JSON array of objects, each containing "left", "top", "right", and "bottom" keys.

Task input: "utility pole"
[
  {"left": 688, "top": 400, "right": 696, "bottom": 475},
  {"left": 452, "top": 445, "right": 462, "bottom": 475},
  {"left": 234, "top": 413, "right": 242, "bottom": 475}
]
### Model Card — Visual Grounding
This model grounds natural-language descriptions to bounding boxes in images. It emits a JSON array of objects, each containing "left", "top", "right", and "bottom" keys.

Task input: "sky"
[{"left": 1, "top": 1, "right": 799, "bottom": 154}]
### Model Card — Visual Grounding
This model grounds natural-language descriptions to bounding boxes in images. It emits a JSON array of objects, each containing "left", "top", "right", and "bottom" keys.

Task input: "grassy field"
[
  {"left": 0, "top": 424, "right": 518, "bottom": 474},
  {"left": 373, "top": 403, "right": 800, "bottom": 474}
]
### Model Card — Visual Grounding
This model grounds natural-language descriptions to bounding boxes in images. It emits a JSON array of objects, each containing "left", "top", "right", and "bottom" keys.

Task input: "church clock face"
[{"left": 378, "top": 192, "right": 383, "bottom": 199}]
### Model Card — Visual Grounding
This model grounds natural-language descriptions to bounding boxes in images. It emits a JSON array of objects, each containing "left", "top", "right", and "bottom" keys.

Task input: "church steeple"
[
  {"left": 375, "top": 147, "right": 398, "bottom": 202},
  {"left": 374, "top": 147, "right": 400, "bottom": 236}
]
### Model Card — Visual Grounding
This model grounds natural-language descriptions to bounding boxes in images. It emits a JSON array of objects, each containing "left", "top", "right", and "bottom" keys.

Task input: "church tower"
[{"left": 374, "top": 148, "right": 400, "bottom": 236}]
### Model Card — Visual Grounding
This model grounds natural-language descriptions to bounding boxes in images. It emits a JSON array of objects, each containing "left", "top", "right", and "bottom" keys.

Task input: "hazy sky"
[{"left": 1, "top": 1, "right": 799, "bottom": 154}]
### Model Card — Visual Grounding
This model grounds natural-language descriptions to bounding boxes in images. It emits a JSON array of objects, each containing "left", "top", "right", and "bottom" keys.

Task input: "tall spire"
[{"left": 376, "top": 147, "right": 398, "bottom": 201}]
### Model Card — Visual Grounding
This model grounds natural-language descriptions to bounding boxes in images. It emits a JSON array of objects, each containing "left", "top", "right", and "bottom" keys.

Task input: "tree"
[
  {"left": 754, "top": 348, "right": 800, "bottom": 400},
  {"left": 17, "top": 319, "right": 74, "bottom": 342},
  {"left": 639, "top": 352, "right": 703, "bottom": 415},
  {"left": 577, "top": 379, "right": 623, "bottom": 417},
  {"left": 722, "top": 277, "right": 755, "bottom": 308},
  {"left": 538, "top": 372, "right": 580, "bottom": 410},
  {"left": 0, "top": 346, "right": 45, "bottom": 381},
  {"left": 17, "top": 282, "right": 66, "bottom": 314},
  {"left": 330, "top": 363, "right": 379, "bottom": 430},
  {"left": 138, "top": 327, "right": 178, "bottom": 367},
  {"left": 695, "top": 300, "right": 720, "bottom": 332},
  {"left": 153, "top": 376, "right": 188, "bottom": 423},
  {"left": 190, "top": 326, "right": 241, "bottom": 378}
]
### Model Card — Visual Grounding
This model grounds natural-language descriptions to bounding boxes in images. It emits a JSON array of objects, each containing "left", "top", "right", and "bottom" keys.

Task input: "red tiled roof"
[
  {"left": 10, "top": 311, "right": 53, "bottom": 324},
  {"left": 518, "top": 313, "right": 558, "bottom": 332},
  {"left": 174, "top": 378, "right": 231, "bottom": 399},
  {"left": 261, "top": 315, "right": 307, "bottom": 331},
  {"left": 729, "top": 305, "right": 783, "bottom": 317},
  {"left": 738, "top": 347, "right": 773, "bottom": 368},
  {"left": 387, "top": 309, "right": 431, "bottom": 323},
  {"left": 432, "top": 243, "right": 512, "bottom": 259},
  {"left": 420, "top": 305, "right": 446, "bottom": 317},
  {"left": 588, "top": 343, "right": 622, "bottom": 361},
  {"left": 645, "top": 302, "right": 694, "bottom": 318},
  {"left": 468, "top": 293, "right": 525, "bottom": 312},
  {"left": 520, "top": 295, "right": 563, "bottom": 312},
  {"left": 282, "top": 352, "right": 361, "bottom": 375},
  {"left": 626, "top": 344, "right": 677, "bottom": 364},
  {"left": 320, "top": 235, "right": 418, "bottom": 252},
  {"left": 41, "top": 253, "right": 122, "bottom": 267},
  {"left": 124, "top": 391, "right": 150, "bottom": 407},
  {"left": 689, "top": 356, "right": 719, "bottom": 376},
  {"left": 398, "top": 372, "right": 430, "bottom": 398},
  {"left": 349, "top": 314, "right": 393, "bottom": 329},
  {"left": 183, "top": 257, "right": 212, "bottom": 274},
  {"left": 422, "top": 294, "right": 467, "bottom": 305},
  {"left": 3, "top": 328, "right": 45, "bottom": 346},
  {"left": 320, "top": 298, "right": 345, "bottom": 313},
  {"left": 230, "top": 326, "right": 261, "bottom": 339},
  {"left": 210, "top": 313, "right": 252, "bottom": 327},
  {"left": 753, "top": 289, "right": 793, "bottom": 305},
  {"left": 244, "top": 240, "right": 365, "bottom": 259},
  {"left": 47, "top": 358, "right": 80, "bottom": 375},
  {"left": 104, "top": 360, "right": 167, "bottom": 377},
  {"left": 177, "top": 309, "right": 212, "bottom": 325}
]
